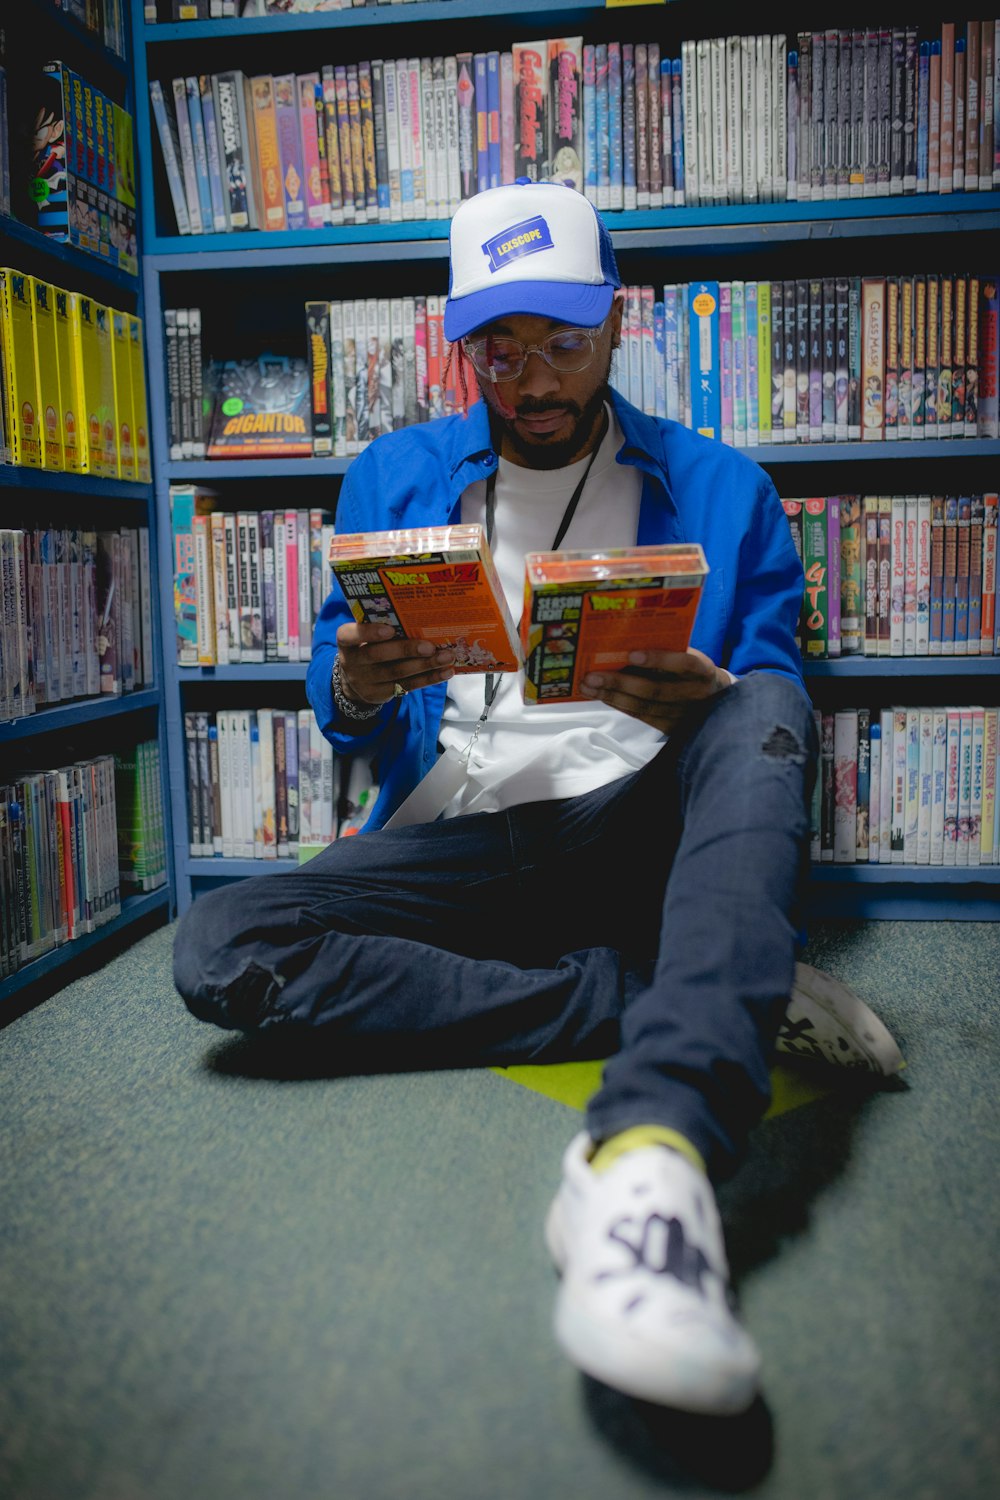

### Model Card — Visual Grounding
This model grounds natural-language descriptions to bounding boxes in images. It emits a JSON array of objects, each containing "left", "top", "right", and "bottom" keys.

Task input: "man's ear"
[{"left": 610, "top": 291, "right": 625, "bottom": 348}]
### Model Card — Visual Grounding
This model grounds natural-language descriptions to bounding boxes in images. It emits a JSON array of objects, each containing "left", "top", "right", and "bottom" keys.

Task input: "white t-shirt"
[{"left": 438, "top": 407, "right": 666, "bottom": 817}]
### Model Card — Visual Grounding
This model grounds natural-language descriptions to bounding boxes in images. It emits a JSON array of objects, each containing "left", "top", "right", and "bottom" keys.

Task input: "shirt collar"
[{"left": 446, "top": 389, "right": 679, "bottom": 515}]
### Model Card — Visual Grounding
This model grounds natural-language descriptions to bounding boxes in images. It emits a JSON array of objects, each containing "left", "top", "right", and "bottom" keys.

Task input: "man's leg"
[
  {"left": 586, "top": 669, "right": 818, "bottom": 1180},
  {"left": 173, "top": 792, "right": 646, "bottom": 1068},
  {"left": 547, "top": 671, "right": 818, "bottom": 1412}
]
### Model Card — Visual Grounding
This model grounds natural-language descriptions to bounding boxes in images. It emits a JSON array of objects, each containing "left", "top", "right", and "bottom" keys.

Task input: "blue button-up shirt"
[{"left": 307, "top": 388, "right": 807, "bottom": 832}]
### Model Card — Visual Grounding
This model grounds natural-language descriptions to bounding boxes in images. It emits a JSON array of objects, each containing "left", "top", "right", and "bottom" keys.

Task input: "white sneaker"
[
  {"left": 777, "top": 962, "right": 904, "bottom": 1076},
  {"left": 545, "top": 1133, "right": 760, "bottom": 1413}
]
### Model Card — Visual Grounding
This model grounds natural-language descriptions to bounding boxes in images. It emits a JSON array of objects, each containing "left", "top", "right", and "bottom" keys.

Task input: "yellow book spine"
[
  {"left": 53, "top": 286, "right": 83, "bottom": 471},
  {"left": 111, "top": 308, "right": 135, "bottom": 480},
  {"left": 94, "top": 303, "right": 117, "bottom": 478},
  {"left": 71, "top": 292, "right": 103, "bottom": 474},
  {"left": 0, "top": 268, "right": 42, "bottom": 467},
  {"left": 128, "top": 313, "right": 151, "bottom": 483},
  {"left": 30, "top": 278, "right": 63, "bottom": 471}
]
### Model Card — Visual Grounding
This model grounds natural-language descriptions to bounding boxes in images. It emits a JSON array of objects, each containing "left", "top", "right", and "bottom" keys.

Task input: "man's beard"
[{"left": 494, "top": 355, "right": 613, "bottom": 470}]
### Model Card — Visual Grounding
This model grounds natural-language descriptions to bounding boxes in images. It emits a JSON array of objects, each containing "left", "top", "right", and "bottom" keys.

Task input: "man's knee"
[
  {"left": 732, "top": 672, "right": 817, "bottom": 763},
  {"left": 172, "top": 884, "right": 256, "bottom": 1008}
]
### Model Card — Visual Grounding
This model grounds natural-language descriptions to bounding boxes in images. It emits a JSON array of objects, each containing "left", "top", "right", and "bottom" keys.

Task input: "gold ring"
[{"left": 392, "top": 681, "right": 406, "bottom": 697}]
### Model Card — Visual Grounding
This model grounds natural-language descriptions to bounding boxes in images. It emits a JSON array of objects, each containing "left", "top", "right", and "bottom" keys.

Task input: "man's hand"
[
  {"left": 578, "top": 648, "right": 731, "bottom": 734},
  {"left": 335, "top": 622, "right": 455, "bottom": 706}
]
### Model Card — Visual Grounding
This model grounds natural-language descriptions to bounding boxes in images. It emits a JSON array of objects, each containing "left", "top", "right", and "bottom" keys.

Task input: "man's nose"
[{"left": 516, "top": 347, "right": 561, "bottom": 397}]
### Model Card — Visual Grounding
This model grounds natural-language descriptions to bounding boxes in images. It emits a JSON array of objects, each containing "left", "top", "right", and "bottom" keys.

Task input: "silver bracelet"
[{"left": 332, "top": 652, "right": 384, "bottom": 721}]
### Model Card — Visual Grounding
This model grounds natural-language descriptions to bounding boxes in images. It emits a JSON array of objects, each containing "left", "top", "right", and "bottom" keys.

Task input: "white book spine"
[
  {"left": 444, "top": 55, "right": 461, "bottom": 215},
  {"left": 929, "top": 708, "right": 948, "bottom": 865},
  {"left": 982, "top": 707, "right": 999, "bottom": 863},
  {"left": 903, "top": 495, "right": 917, "bottom": 655},
  {"left": 915, "top": 494, "right": 931, "bottom": 654},
  {"left": 223, "top": 513, "right": 240, "bottom": 662},
  {"left": 903, "top": 707, "right": 920, "bottom": 862},
  {"left": 330, "top": 301, "right": 347, "bottom": 458},
  {"left": 408, "top": 59, "right": 425, "bottom": 219},
  {"left": 433, "top": 60, "right": 449, "bottom": 216},
  {"left": 916, "top": 708, "right": 933, "bottom": 863},
  {"left": 740, "top": 36, "right": 757, "bottom": 202},
  {"left": 710, "top": 37, "right": 726, "bottom": 202},
  {"left": 890, "top": 495, "right": 906, "bottom": 655},
  {"left": 696, "top": 40, "right": 712, "bottom": 204},
  {"left": 943, "top": 708, "right": 961, "bottom": 866},
  {"left": 969, "top": 706, "right": 984, "bottom": 866},
  {"left": 890, "top": 706, "right": 907, "bottom": 863},
  {"left": 833, "top": 709, "right": 859, "bottom": 861},
  {"left": 757, "top": 35, "right": 773, "bottom": 201},
  {"left": 193, "top": 517, "right": 215, "bottom": 665},
  {"left": 249, "top": 713, "right": 263, "bottom": 859},
  {"left": 258, "top": 707, "right": 276, "bottom": 859},
  {"left": 297, "top": 510, "right": 311, "bottom": 654},
  {"left": 138, "top": 526, "right": 154, "bottom": 685},
  {"left": 236, "top": 711, "right": 252, "bottom": 859},
  {"left": 274, "top": 515, "right": 288, "bottom": 660},
  {"left": 172, "top": 77, "right": 203, "bottom": 233},
  {"left": 773, "top": 33, "right": 787, "bottom": 199},
  {"left": 682, "top": 41, "right": 699, "bottom": 206},
  {"left": 956, "top": 708, "right": 973, "bottom": 866},
  {"left": 725, "top": 36, "right": 742, "bottom": 202},
  {"left": 421, "top": 57, "right": 438, "bottom": 218},
  {"left": 396, "top": 58, "right": 414, "bottom": 220},
  {"left": 217, "top": 711, "right": 233, "bottom": 859},
  {"left": 381, "top": 59, "right": 400, "bottom": 222},
  {"left": 868, "top": 723, "right": 881, "bottom": 862}
]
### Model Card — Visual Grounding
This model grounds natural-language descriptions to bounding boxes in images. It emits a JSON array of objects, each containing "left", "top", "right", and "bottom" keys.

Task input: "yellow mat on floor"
[{"left": 492, "top": 1061, "right": 831, "bottom": 1118}]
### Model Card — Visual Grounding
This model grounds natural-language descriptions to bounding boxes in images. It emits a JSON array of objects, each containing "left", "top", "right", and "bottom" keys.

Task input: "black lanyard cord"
[{"left": 480, "top": 409, "right": 609, "bottom": 723}]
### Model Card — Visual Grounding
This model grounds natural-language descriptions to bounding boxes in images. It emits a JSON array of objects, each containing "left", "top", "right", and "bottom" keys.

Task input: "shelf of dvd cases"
[
  {"left": 0, "top": 887, "right": 171, "bottom": 1008},
  {"left": 2, "top": 1, "right": 180, "bottom": 998},
  {"left": 138, "top": 196, "right": 1000, "bottom": 260}
]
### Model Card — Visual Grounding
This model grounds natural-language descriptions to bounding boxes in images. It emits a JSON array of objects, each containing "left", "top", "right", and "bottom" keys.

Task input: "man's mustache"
[{"left": 510, "top": 400, "right": 581, "bottom": 418}]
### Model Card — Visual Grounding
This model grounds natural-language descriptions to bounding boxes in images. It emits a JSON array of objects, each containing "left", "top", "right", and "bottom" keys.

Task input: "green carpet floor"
[{"left": 2, "top": 918, "right": 998, "bottom": 1500}]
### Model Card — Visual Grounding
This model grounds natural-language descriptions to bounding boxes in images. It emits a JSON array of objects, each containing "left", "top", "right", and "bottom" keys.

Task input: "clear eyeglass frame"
[{"left": 462, "top": 320, "right": 607, "bottom": 382}]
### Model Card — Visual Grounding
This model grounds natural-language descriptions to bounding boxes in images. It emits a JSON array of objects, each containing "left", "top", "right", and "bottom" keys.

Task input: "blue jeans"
[{"left": 174, "top": 672, "right": 817, "bottom": 1179}]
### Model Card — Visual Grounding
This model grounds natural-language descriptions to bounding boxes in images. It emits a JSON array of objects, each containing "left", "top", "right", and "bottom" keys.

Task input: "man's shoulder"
[
  {"left": 659, "top": 418, "right": 770, "bottom": 493},
  {"left": 613, "top": 393, "right": 770, "bottom": 497}
]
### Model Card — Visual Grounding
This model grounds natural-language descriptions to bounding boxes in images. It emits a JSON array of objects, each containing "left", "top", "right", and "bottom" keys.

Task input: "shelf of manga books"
[
  {"left": 1, "top": 0, "right": 179, "bottom": 1005},
  {"left": 135, "top": 13, "right": 1000, "bottom": 247}
]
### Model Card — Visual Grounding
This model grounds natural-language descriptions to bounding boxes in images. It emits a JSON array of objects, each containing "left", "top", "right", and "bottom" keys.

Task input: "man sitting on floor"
[{"left": 174, "top": 180, "right": 901, "bottom": 1416}]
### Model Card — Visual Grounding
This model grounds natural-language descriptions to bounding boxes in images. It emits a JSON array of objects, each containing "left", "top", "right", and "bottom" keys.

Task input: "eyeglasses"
[{"left": 462, "top": 321, "right": 607, "bottom": 382}]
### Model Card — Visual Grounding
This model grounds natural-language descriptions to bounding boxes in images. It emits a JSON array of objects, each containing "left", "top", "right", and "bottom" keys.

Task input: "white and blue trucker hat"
[{"left": 443, "top": 179, "right": 621, "bottom": 342}]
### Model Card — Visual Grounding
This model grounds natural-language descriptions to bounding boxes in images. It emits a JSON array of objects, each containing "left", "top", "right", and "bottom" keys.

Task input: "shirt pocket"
[{"left": 690, "top": 564, "right": 730, "bottom": 659}]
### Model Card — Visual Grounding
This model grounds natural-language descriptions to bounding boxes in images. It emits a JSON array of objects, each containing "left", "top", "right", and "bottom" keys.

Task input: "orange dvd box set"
[{"left": 327, "top": 527, "right": 708, "bottom": 702}]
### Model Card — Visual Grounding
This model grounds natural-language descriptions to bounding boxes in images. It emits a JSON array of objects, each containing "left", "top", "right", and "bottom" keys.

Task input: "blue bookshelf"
[
  {"left": 139, "top": 197, "right": 1000, "bottom": 262},
  {"left": 1, "top": 0, "right": 175, "bottom": 1002},
  {"left": 132, "top": 0, "right": 1000, "bottom": 918}
]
